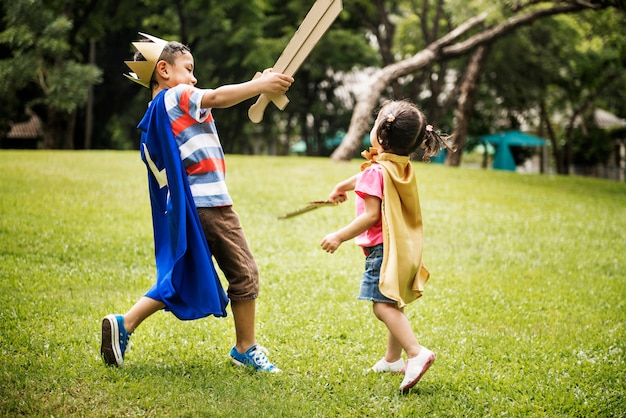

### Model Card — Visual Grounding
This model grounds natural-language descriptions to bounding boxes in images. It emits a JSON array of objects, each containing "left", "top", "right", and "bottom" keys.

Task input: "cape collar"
[{"left": 360, "top": 147, "right": 410, "bottom": 171}]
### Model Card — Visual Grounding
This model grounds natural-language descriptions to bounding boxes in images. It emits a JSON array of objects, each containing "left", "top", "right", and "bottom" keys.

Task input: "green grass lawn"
[{"left": 1, "top": 150, "right": 624, "bottom": 417}]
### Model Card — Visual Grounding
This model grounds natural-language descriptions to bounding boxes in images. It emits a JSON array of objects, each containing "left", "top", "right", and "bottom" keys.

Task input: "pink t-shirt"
[{"left": 354, "top": 164, "right": 384, "bottom": 247}]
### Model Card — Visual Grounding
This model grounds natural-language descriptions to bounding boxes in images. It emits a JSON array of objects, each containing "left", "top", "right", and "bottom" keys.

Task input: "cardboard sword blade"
[
  {"left": 277, "top": 200, "right": 336, "bottom": 220},
  {"left": 248, "top": 0, "right": 343, "bottom": 123}
]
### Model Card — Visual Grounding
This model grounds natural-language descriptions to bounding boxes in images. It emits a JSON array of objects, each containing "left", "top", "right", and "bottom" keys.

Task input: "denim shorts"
[{"left": 357, "top": 244, "right": 396, "bottom": 304}]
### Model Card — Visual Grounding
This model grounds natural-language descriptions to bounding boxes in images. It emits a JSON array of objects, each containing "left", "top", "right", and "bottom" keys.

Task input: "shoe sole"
[
  {"left": 101, "top": 315, "right": 123, "bottom": 367},
  {"left": 371, "top": 368, "right": 405, "bottom": 374},
  {"left": 230, "top": 357, "right": 246, "bottom": 368},
  {"left": 400, "top": 354, "right": 435, "bottom": 394}
]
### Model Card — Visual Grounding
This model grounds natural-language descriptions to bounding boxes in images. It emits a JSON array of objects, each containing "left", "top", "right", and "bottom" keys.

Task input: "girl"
[{"left": 320, "top": 100, "right": 451, "bottom": 392}]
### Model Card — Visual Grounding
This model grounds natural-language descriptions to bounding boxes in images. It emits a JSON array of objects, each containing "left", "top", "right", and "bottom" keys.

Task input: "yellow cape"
[{"left": 375, "top": 153, "right": 430, "bottom": 308}]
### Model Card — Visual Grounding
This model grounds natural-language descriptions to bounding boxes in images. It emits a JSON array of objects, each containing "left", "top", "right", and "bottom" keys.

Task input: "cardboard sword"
[
  {"left": 277, "top": 200, "right": 337, "bottom": 220},
  {"left": 248, "top": 0, "right": 343, "bottom": 123}
]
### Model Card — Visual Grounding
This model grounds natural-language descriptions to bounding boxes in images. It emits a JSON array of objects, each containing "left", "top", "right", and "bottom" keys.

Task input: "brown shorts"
[{"left": 196, "top": 206, "right": 259, "bottom": 301}]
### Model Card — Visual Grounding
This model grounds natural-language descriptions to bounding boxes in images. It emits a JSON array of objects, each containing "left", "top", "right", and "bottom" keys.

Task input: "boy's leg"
[
  {"left": 124, "top": 296, "right": 165, "bottom": 333},
  {"left": 231, "top": 298, "right": 256, "bottom": 353},
  {"left": 101, "top": 296, "right": 164, "bottom": 366},
  {"left": 229, "top": 299, "right": 280, "bottom": 372},
  {"left": 197, "top": 207, "right": 260, "bottom": 352},
  {"left": 196, "top": 207, "right": 279, "bottom": 372}
]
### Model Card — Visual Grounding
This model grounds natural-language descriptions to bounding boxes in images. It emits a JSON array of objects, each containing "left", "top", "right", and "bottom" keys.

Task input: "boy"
[{"left": 101, "top": 33, "right": 293, "bottom": 372}]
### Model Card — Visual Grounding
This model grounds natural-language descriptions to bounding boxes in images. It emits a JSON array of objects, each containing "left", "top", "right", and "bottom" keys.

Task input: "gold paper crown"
[{"left": 124, "top": 32, "right": 168, "bottom": 88}]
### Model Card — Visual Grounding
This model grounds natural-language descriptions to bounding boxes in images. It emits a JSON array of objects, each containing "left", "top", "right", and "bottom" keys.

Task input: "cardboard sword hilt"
[{"left": 248, "top": 0, "right": 343, "bottom": 123}]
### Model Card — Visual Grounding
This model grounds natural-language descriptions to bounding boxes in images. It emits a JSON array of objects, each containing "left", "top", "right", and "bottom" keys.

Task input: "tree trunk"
[
  {"left": 541, "top": 69, "right": 620, "bottom": 174},
  {"left": 331, "top": 2, "right": 609, "bottom": 161},
  {"left": 63, "top": 110, "right": 76, "bottom": 150},
  {"left": 354, "top": 0, "right": 402, "bottom": 96},
  {"left": 540, "top": 101, "right": 565, "bottom": 174},
  {"left": 563, "top": 71, "right": 620, "bottom": 174},
  {"left": 43, "top": 106, "right": 57, "bottom": 150},
  {"left": 446, "top": 44, "right": 491, "bottom": 167},
  {"left": 84, "top": 38, "right": 96, "bottom": 150},
  {"left": 330, "top": 13, "right": 488, "bottom": 161}
]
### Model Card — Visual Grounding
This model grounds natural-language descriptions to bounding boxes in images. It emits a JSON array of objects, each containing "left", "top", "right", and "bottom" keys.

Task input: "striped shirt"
[{"left": 164, "top": 84, "right": 232, "bottom": 207}]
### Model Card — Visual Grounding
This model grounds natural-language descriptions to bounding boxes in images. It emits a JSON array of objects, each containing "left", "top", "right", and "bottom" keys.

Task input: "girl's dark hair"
[
  {"left": 375, "top": 100, "right": 454, "bottom": 161},
  {"left": 133, "top": 41, "right": 190, "bottom": 90}
]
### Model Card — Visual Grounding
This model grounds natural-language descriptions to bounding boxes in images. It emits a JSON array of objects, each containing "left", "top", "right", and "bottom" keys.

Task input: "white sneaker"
[
  {"left": 371, "top": 357, "right": 405, "bottom": 373},
  {"left": 399, "top": 347, "right": 435, "bottom": 393}
]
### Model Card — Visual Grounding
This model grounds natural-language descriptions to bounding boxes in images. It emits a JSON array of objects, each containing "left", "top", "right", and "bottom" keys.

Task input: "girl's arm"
[
  {"left": 320, "top": 194, "right": 380, "bottom": 254},
  {"left": 201, "top": 69, "right": 293, "bottom": 109},
  {"left": 328, "top": 174, "right": 358, "bottom": 203}
]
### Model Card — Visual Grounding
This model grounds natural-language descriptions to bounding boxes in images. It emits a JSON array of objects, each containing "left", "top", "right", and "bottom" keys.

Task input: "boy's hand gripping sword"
[{"left": 248, "top": 0, "right": 343, "bottom": 123}]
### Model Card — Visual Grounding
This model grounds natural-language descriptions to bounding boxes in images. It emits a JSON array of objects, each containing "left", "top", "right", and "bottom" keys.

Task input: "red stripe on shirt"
[
  {"left": 171, "top": 113, "right": 197, "bottom": 137},
  {"left": 180, "top": 86, "right": 213, "bottom": 123},
  {"left": 186, "top": 158, "right": 226, "bottom": 175},
  {"left": 171, "top": 88, "right": 213, "bottom": 136},
  {"left": 179, "top": 87, "right": 193, "bottom": 113}
]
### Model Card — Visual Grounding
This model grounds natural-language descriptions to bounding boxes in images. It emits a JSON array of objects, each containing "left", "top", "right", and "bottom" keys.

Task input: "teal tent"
[
  {"left": 430, "top": 148, "right": 446, "bottom": 163},
  {"left": 480, "top": 131, "right": 547, "bottom": 171}
]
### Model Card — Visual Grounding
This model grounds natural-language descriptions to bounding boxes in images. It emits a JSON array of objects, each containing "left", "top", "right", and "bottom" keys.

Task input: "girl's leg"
[
  {"left": 372, "top": 302, "right": 435, "bottom": 392},
  {"left": 370, "top": 328, "right": 405, "bottom": 373},
  {"left": 383, "top": 329, "right": 404, "bottom": 363},
  {"left": 372, "top": 302, "right": 421, "bottom": 358},
  {"left": 123, "top": 296, "right": 165, "bottom": 333}
]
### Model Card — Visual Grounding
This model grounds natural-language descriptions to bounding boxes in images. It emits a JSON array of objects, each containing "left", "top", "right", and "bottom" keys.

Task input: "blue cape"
[{"left": 138, "top": 90, "right": 229, "bottom": 320}]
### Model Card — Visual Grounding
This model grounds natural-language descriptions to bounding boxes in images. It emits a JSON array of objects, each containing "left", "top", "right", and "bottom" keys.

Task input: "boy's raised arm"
[{"left": 201, "top": 69, "right": 293, "bottom": 109}]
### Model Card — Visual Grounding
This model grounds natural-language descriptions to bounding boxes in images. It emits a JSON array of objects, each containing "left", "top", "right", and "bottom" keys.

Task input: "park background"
[
  {"left": 1, "top": 0, "right": 625, "bottom": 416},
  {"left": 1, "top": 0, "right": 626, "bottom": 179}
]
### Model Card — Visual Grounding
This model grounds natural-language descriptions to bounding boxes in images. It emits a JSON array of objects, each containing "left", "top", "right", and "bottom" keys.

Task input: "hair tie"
[
  {"left": 386, "top": 113, "right": 395, "bottom": 123},
  {"left": 426, "top": 124, "right": 433, "bottom": 132}
]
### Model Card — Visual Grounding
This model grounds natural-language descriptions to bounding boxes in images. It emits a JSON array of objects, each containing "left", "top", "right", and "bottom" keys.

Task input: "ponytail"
[{"left": 419, "top": 126, "right": 455, "bottom": 162}]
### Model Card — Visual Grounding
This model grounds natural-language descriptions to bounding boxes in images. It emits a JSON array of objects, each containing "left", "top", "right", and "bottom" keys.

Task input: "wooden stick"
[{"left": 248, "top": 0, "right": 343, "bottom": 123}]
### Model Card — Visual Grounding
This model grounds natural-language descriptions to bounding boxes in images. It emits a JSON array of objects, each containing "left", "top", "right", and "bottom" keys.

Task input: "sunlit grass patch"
[{"left": 1, "top": 151, "right": 624, "bottom": 417}]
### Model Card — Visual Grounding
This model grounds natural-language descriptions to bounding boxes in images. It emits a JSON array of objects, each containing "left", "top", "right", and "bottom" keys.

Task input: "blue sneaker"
[
  {"left": 230, "top": 344, "right": 281, "bottom": 373},
  {"left": 101, "top": 314, "right": 131, "bottom": 366}
]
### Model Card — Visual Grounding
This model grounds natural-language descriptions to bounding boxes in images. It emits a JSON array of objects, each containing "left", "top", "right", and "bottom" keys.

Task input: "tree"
[
  {"left": 481, "top": 9, "right": 626, "bottom": 174},
  {"left": 0, "top": 0, "right": 102, "bottom": 149},
  {"left": 330, "top": 8, "right": 487, "bottom": 160},
  {"left": 543, "top": 11, "right": 626, "bottom": 174},
  {"left": 330, "top": 0, "right": 623, "bottom": 162},
  {"left": 446, "top": 43, "right": 490, "bottom": 166},
  {"left": 3, "top": 0, "right": 622, "bottom": 159}
]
